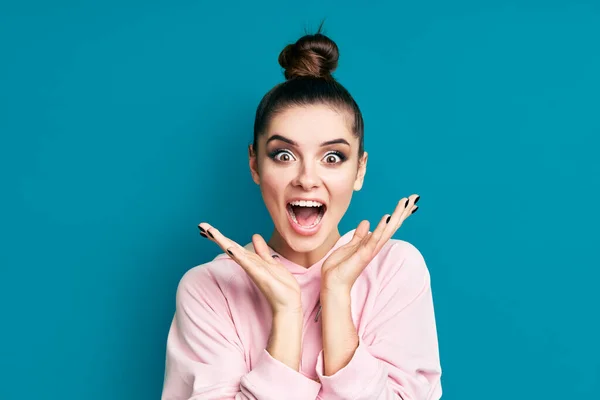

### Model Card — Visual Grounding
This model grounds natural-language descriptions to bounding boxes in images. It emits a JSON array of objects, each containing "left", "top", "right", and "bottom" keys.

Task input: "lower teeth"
[{"left": 289, "top": 207, "right": 324, "bottom": 228}]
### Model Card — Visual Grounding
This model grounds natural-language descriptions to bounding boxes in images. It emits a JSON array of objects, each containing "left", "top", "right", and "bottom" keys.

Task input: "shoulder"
[
  {"left": 366, "top": 238, "right": 432, "bottom": 292},
  {"left": 175, "top": 252, "right": 245, "bottom": 306},
  {"left": 381, "top": 238, "right": 428, "bottom": 267},
  {"left": 381, "top": 237, "right": 428, "bottom": 265}
]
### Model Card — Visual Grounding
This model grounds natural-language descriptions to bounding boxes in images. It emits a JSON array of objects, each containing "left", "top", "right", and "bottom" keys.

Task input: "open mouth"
[{"left": 286, "top": 200, "right": 326, "bottom": 233}]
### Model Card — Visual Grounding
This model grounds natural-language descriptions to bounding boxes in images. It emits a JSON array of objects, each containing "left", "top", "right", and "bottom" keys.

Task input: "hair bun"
[{"left": 278, "top": 33, "right": 339, "bottom": 80}]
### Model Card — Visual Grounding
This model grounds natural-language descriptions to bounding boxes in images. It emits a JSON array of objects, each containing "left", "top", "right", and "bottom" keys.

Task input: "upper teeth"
[{"left": 289, "top": 200, "right": 323, "bottom": 207}]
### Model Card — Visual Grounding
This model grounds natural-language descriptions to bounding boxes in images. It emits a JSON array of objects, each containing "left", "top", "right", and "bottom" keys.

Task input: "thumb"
[
  {"left": 252, "top": 234, "right": 273, "bottom": 262},
  {"left": 348, "top": 220, "right": 370, "bottom": 246}
]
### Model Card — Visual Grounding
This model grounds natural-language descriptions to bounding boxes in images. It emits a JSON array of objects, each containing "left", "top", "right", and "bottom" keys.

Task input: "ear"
[
  {"left": 248, "top": 144, "right": 261, "bottom": 185},
  {"left": 353, "top": 151, "right": 368, "bottom": 191}
]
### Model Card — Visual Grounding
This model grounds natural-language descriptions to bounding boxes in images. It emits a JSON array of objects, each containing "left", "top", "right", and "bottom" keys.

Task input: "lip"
[{"left": 285, "top": 197, "right": 328, "bottom": 237}]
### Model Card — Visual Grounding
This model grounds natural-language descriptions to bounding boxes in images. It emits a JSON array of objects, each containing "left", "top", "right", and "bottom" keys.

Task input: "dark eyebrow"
[
  {"left": 265, "top": 134, "right": 350, "bottom": 147},
  {"left": 321, "top": 138, "right": 351, "bottom": 147}
]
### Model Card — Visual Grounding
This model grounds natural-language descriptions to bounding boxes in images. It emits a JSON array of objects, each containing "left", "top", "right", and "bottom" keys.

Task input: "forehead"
[{"left": 266, "top": 104, "right": 354, "bottom": 145}]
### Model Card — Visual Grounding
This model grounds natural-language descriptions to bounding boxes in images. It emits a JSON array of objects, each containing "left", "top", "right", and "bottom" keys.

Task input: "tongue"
[{"left": 292, "top": 206, "right": 320, "bottom": 226}]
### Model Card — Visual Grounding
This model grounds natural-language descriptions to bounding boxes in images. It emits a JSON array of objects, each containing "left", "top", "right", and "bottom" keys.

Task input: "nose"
[{"left": 292, "top": 162, "right": 321, "bottom": 190}]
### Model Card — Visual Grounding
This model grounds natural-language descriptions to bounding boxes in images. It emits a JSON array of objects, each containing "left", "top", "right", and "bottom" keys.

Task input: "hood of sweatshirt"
[
  {"left": 214, "top": 229, "right": 357, "bottom": 322},
  {"left": 261, "top": 229, "right": 356, "bottom": 274}
]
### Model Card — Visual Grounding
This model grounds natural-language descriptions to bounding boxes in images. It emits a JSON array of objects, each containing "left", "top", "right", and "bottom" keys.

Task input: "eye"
[
  {"left": 268, "top": 149, "right": 296, "bottom": 163},
  {"left": 323, "top": 151, "right": 347, "bottom": 164}
]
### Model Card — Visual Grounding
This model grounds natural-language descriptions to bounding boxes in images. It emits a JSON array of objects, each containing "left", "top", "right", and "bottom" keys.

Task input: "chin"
[{"left": 283, "top": 230, "right": 328, "bottom": 253}]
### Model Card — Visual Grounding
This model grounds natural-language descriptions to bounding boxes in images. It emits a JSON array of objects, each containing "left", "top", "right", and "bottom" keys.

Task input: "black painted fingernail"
[
  {"left": 208, "top": 230, "right": 214, "bottom": 239},
  {"left": 272, "top": 254, "right": 279, "bottom": 258},
  {"left": 198, "top": 226, "right": 206, "bottom": 233},
  {"left": 414, "top": 196, "right": 420, "bottom": 204},
  {"left": 386, "top": 216, "right": 391, "bottom": 223},
  {"left": 411, "top": 206, "right": 419, "bottom": 214},
  {"left": 200, "top": 232, "right": 207, "bottom": 238},
  {"left": 404, "top": 199, "right": 409, "bottom": 207},
  {"left": 227, "top": 249, "right": 233, "bottom": 256}
]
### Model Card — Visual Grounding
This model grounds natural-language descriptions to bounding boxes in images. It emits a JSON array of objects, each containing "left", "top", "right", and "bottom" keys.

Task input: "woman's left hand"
[{"left": 321, "top": 194, "right": 420, "bottom": 294}]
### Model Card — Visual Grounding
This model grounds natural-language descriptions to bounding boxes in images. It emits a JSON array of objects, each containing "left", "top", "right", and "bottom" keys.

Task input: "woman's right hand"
[{"left": 198, "top": 222, "right": 303, "bottom": 316}]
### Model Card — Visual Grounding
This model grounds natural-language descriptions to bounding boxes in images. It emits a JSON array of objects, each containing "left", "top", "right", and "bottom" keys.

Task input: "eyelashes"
[
  {"left": 267, "top": 149, "right": 348, "bottom": 164},
  {"left": 266, "top": 148, "right": 291, "bottom": 160},
  {"left": 325, "top": 150, "right": 348, "bottom": 163}
]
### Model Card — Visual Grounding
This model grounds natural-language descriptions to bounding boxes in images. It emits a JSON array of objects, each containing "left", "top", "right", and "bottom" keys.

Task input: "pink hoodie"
[{"left": 161, "top": 229, "right": 443, "bottom": 399}]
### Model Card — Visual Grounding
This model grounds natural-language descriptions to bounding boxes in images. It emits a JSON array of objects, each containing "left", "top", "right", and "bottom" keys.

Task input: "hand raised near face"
[
  {"left": 198, "top": 223, "right": 303, "bottom": 315},
  {"left": 320, "top": 194, "right": 420, "bottom": 294}
]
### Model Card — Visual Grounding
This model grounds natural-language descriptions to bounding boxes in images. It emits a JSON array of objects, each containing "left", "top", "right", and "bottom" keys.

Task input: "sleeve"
[
  {"left": 161, "top": 266, "right": 322, "bottom": 400},
  {"left": 314, "top": 242, "right": 443, "bottom": 400}
]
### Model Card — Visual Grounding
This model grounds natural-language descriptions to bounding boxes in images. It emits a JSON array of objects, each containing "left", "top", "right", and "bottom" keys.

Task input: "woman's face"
[{"left": 249, "top": 104, "right": 367, "bottom": 255}]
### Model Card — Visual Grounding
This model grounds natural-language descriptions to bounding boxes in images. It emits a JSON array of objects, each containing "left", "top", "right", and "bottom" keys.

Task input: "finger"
[
  {"left": 238, "top": 237, "right": 289, "bottom": 288},
  {"left": 355, "top": 220, "right": 371, "bottom": 241},
  {"left": 198, "top": 222, "right": 243, "bottom": 254},
  {"left": 372, "top": 195, "right": 415, "bottom": 252},
  {"left": 224, "top": 246, "right": 261, "bottom": 278},
  {"left": 198, "top": 224, "right": 209, "bottom": 238},
  {"left": 384, "top": 197, "right": 410, "bottom": 235},
  {"left": 251, "top": 234, "right": 277, "bottom": 264},
  {"left": 344, "top": 220, "right": 370, "bottom": 248},
  {"left": 342, "top": 234, "right": 379, "bottom": 282},
  {"left": 325, "top": 220, "right": 369, "bottom": 269},
  {"left": 363, "top": 213, "right": 391, "bottom": 254},
  {"left": 412, "top": 194, "right": 420, "bottom": 211},
  {"left": 198, "top": 224, "right": 274, "bottom": 287},
  {"left": 395, "top": 194, "right": 419, "bottom": 230},
  {"left": 220, "top": 237, "right": 269, "bottom": 282}
]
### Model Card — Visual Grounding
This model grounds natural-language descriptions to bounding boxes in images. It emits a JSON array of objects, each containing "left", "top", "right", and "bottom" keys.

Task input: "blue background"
[{"left": 1, "top": 1, "right": 599, "bottom": 399}]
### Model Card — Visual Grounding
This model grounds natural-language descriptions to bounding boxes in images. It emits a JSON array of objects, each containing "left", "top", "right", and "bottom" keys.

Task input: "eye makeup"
[
  {"left": 266, "top": 148, "right": 348, "bottom": 164},
  {"left": 267, "top": 148, "right": 289, "bottom": 158},
  {"left": 324, "top": 150, "right": 347, "bottom": 163}
]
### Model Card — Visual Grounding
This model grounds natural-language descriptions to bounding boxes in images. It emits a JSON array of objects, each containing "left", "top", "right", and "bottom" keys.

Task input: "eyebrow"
[{"left": 265, "top": 134, "right": 350, "bottom": 147}]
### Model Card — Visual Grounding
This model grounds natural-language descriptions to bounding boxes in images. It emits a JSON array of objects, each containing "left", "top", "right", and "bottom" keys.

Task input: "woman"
[{"left": 161, "top": 28, "right": 443, "bottom": 400}]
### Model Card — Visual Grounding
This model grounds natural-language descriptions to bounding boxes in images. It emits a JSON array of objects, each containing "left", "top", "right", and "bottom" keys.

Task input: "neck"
[{"left": 267, "top": 227, "right": 341, "bottom": 268}]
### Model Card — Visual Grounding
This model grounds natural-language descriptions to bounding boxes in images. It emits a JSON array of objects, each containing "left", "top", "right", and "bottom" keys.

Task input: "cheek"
[
  {"left": 324, "top": 170, "right": 357, "bottom": 202},
  {"left": 259, "top": 169, "right": 288, "bottom": 202}
]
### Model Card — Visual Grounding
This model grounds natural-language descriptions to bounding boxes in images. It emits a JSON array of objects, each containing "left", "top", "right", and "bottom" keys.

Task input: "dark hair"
[{"left": 252, "top": 24, "right": 365, "bottom": 159}]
